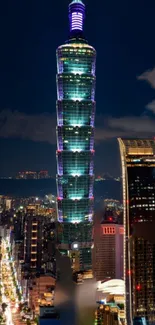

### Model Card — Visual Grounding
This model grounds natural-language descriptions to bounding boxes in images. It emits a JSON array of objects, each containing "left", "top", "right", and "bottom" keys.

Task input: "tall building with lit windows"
[
  {"left": 118, "top": 138, "right": 155, "bottom": 325},
  {"left": 23, "top": 207, "right": 56, "bottom": 273},
  {"left": 56, "top": 0, "right": 96, "bottom": 271},
  {"left": 93, "top": 222, "right": 123, "bottom": 281}
]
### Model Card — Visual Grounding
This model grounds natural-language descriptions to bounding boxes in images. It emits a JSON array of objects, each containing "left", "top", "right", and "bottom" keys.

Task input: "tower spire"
[{"left": 69, "top": 0, "right": 85, "bottom": 37}]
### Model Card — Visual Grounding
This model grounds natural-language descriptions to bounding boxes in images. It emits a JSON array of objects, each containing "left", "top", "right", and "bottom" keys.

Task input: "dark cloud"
[
  {"left": 95, "top": 116, "right": 155, "bottom": 141},
  {"left": 137, "top": 67, "right": 155, "bottom": 89},
  {"left": 108, "top": 116, "right": 155, "bottom": 133},
  {"left": 0, "top": 109, "right": 56, "bottom": 144},
  {"left": 146, "top": 100, "right": 155, "bottom": 114},
  {"left": 137, "top": 67, "right": 155, "bottom": 117}
]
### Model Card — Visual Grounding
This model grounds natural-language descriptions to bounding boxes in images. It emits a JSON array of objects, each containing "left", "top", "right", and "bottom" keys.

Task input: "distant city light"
[{"left": 73, "top": 243, "right": 78, "bottom": 249}]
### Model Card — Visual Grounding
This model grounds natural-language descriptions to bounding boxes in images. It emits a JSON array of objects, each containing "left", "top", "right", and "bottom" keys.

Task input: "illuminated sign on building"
[{"left": 102, "top": 226, "right": 116, "bottom": 235}]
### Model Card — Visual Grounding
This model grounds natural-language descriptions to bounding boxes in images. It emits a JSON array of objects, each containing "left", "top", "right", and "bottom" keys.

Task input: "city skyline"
[
  {"left": 1, "top": 0, "right": 155, "bottom": 176},
  {"left": 2, "top": 1, "right": 155, "bottom": 324}
]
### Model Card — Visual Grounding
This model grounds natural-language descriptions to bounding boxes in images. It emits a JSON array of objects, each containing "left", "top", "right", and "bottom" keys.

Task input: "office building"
[
  {"left": 56, "top": 0, "right": 96, "bottom": 271},
  {"left": 95, "top": 302, "right": 125, "bottom": 325},
  {"left": 39, "top": 306, "right": 61, "bottom": 325},
  {"left": 118, "top": 139, "right": 155, "bottom": 325},
  {"left": 29, "top": 275, "right": 55, "bottom": 314},
  {"left": 23, "top": 207, "right": 56, "bottom": 273},
  {"left": 133, "top": 318, "right": 148, "bottom": 325},
  {"left": 5, "top": 199, "right": 12, "bottom": 210},
  {"left": 93, "top": 222, "right": 123, "bottom": 281}
]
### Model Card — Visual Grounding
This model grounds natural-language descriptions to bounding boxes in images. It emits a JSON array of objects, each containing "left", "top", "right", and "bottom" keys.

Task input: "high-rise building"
[
  {"left": 93, "top": 221, "right": 123, "bottom": 281},
  {"left": 118, "top": 138, "right": 155, "bottom": 325},
  {"left": 95, "top": 302, "right": 125, "bottom": 325},
  {"left": 56, "top": 0, "right": 96, "bottom": 271},
  {"left": 29, "top": 275, "right": 55, "bottom": 314},
  {"left": 39, "top": 306, "right": 61, "bottom": 324},
  {"left": 23, "top": 207, "right": 56, "bottom": 273}
]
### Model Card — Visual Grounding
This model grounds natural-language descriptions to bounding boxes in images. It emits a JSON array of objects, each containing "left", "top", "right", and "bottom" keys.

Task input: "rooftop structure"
[{"left": 97, "top": 279, "right": 125, "bottom": 296}]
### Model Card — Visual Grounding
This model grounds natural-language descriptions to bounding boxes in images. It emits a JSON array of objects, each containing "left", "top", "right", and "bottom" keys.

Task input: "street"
[{"left": 0, "top": 237, "right": 24, "bottom": 325}]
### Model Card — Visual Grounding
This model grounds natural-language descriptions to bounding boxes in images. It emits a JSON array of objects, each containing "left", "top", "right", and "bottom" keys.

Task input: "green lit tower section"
[{"left": 56, "top": 0, "right": 96, "bottom": 271}]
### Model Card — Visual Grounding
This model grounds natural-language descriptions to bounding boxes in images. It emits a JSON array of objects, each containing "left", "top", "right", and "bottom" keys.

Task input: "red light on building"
[
  {"left": 127, "top": 270, "right": 131, "bottom": 275},
  {"left": 109, "top": 217, "right": 113, "bottom": 221},
  {"left": 136, "top": 284, "right": 141, "bottom": 291}
]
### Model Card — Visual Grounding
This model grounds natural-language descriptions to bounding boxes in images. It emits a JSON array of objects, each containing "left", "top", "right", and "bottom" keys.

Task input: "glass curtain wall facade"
[
  {"left": 56, "top": 0, "right": 96, "bottom": 271},
  {"left": 118, "top": 138, "right": 155, "bottom": 325}
]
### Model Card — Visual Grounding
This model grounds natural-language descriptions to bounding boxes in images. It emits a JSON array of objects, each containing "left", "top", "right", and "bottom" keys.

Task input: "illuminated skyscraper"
[
  {"left": 118, "top": 139, "right": 155, "bottom": 325},
  {"left": 56, "top": 0, "right": 96, "bottom": 271},
  {"left": 93, "top": 222, "right": 123, "bottom": 281}
]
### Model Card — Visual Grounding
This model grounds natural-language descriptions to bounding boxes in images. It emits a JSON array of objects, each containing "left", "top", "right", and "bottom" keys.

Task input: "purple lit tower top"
[{"left": 69, "top": 0, "right": 85, "bottom": 35}]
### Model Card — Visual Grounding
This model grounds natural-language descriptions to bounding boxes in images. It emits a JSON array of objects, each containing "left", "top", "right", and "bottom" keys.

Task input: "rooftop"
[
  {"left": 70, "top": 0, "right": 84, "bottom": 4},
  {"left": 97, "top": 279, "right": 125, "bottom": 296},
  {"left": 118, "top": 138, "right": 155, "bottom": 156}
]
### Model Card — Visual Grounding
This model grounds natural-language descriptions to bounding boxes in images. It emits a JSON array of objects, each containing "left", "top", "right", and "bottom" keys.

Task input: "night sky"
[{"left": 1, "top": 0, "right": 155, "bottom": 177}]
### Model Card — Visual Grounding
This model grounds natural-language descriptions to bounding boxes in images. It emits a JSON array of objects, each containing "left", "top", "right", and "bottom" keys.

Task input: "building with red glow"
[{"left": 93, "top": 222, "right": 123, "bottom": 281}]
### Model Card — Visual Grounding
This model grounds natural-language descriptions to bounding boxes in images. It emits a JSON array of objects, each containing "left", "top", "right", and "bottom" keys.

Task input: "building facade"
[
  {"left": 24, "top": 207, "right": 56, "bottom": 273},
  {"left": 56, "top": 0, "right": 96, "bottom": 271},
  {"left": 95, "top": 302, "right": 125, "bottom": 325},
  {"left": 39, "top": 306, "right": 61, "bottom": 325},
  {"left": 93, "top": 222, "right": 123, "bottom": 281},
  {"left": 29, "top": 275, "right": 55, "bottom": 314},
  {"left": 118, "top": 139, "right": 155, "bottom": 325}
]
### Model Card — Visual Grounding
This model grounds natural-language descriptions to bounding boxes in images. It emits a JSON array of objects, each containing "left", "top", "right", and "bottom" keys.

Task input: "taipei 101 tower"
[{"left": 56, "top": 0, "right": 96, "bottom": 273}]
